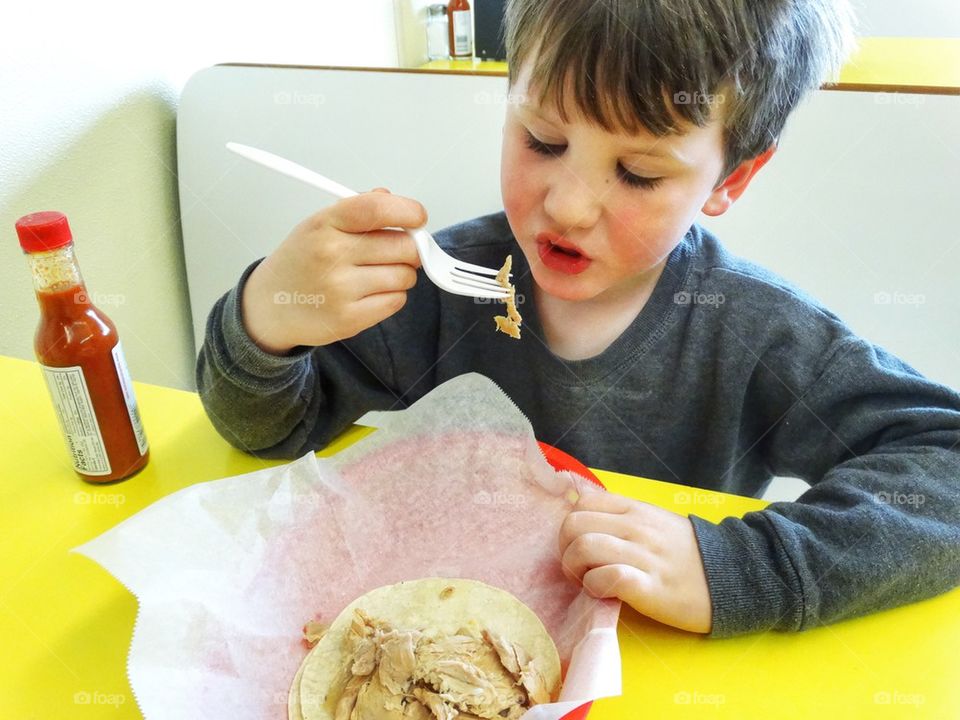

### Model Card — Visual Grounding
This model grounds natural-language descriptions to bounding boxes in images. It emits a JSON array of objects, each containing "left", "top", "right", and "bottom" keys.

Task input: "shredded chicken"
[
  {"left": 493, "top": 255, "right": 522, "bottom": 339},
  {"left": 334, "top": 674, "right": 367, "bottom": 719},
  {"left": 332, "top": 610, "right": 549, "bottom": 720},
  {"left": 484, "top": 630, "right": 550, "bottom": 705},
  {"left": 379, "top": 630, "right": 420, "bottom": 695},
  {"left": 411, "top": 688, "right": 458, "bottom": 720}
]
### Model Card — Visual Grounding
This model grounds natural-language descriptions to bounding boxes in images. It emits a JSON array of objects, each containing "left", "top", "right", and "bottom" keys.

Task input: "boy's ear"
[{"left": 701, "top": 144, "right": 777, "bottom": 217}]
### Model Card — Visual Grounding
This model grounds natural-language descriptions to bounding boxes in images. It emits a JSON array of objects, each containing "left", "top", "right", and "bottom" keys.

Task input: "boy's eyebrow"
[{"left": 517, "top": 102, "right": 686, "bottom": 163}]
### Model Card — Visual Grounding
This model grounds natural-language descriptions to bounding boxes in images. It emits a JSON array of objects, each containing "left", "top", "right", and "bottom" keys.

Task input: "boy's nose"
[{"left": 542, "top": 169, "right": 603, "bottom": 230}]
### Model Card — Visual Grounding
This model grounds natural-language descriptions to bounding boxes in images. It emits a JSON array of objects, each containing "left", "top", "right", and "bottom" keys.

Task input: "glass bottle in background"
[
  {"left": 426, "top": 4, "right": 450, "bottom": 61},
  {"left": 16, "top": 211, "right": 149, "bottom": 484},
  {"left": 447, "top": 0, "right": 473, "bottom": 59}
]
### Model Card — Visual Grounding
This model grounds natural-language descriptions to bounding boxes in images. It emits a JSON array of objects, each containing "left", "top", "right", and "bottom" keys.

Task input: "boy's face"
[{"left": 500, "top": 64, "right": 732, "bottom": 305}]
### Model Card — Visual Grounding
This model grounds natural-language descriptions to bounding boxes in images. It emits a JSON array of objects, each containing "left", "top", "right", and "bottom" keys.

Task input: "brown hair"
[{"left": 504, "top": 0, "right": 858, "bottom": 184}]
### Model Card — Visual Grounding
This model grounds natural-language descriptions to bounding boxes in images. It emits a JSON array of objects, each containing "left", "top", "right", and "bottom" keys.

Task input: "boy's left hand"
[{"left": 559, "top": 491, "right": 713, "bottom": 634}]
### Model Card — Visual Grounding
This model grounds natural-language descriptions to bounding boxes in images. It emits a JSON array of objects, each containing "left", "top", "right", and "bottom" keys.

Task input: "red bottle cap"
[{"left": 16, "top": 211, "right": 74, "bottom": 253}]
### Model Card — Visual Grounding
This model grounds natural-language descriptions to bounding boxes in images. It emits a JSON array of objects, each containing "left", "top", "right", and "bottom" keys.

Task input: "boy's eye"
[
  {"left": 523, "top": 130, "right": 664, "bottom": 191},
  {"left": 616, "top": 165, "right": 665, "bottom": 191},
  {"left": 524, "top": 130, "right": 566, "bottom": 157}
]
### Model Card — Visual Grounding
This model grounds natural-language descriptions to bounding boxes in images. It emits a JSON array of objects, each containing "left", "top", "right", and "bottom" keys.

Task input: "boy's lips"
[{"left": 535, "top": 232, "right": 592, "bottom": 275}]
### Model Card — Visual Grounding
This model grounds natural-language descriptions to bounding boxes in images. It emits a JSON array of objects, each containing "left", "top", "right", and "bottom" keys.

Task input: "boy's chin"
[{"left": 530, "top": 267, "right": 600, "bottom": 303}]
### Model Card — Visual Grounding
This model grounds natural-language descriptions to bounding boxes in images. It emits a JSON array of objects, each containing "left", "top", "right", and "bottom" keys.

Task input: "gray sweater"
[{"left": 197, "top": 211, "right": 960, "bottom": 637}]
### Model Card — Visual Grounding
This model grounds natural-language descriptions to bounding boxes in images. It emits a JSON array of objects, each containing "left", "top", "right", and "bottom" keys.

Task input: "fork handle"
[
  {"left": 227, "top": 141, "right": 431, "bottom": 258},
  {"left": 226, "top": 142, "right": 358, "bottom": 199}
]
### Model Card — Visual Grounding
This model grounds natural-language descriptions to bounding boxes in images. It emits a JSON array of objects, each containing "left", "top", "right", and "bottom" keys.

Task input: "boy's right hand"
[{"left": 240, "top": 189, "right": 426, "bottom": 355}]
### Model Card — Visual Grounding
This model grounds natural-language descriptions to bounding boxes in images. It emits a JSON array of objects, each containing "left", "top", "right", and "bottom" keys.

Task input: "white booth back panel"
[{"left": 177, "top": 65, "right": 959, "bottom": 390}]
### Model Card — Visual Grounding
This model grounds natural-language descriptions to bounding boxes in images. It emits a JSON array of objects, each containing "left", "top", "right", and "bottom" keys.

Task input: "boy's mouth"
[{"left": 535, "top": 232, "right": 592, "bottom": 275}]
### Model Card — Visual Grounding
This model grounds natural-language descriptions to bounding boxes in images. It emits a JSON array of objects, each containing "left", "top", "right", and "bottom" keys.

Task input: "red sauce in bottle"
[
  {"left": 448, "top": 0, "right": 473, "bottom": 59},
  {"left": 17, "top": 211, "right": 149, "bottom": 483}
]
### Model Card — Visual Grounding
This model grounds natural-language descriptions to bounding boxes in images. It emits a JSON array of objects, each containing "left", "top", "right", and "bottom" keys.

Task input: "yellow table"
[{"left": 1, "top": 354, "right": 957, "bottom": 718}]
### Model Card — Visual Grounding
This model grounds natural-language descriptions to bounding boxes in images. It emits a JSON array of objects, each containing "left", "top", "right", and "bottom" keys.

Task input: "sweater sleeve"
[
  {"left": 690, "top": 334, "right": 960, "bottom": 637},
  {"left": 195, "top": 259, "right": 418, "bottom": 458}
]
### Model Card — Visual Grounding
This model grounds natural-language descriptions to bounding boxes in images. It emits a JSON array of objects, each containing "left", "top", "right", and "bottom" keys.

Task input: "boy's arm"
[
  {"left": 196, "top": 259, "right": 420, "bottom": 458},
  {"left": 690, "top": 336, "right": 960, "bottom": 637}
]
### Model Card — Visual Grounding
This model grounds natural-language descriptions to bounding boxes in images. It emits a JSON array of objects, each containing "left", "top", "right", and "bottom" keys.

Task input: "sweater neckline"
[{"left": 510, "top": 227, "right": 694, "bottom": 386}]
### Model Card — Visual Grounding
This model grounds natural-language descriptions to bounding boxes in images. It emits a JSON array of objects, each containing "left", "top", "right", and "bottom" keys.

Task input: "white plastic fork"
[{"left": 225, "top": 142, "right": 510, "bottom": 300}]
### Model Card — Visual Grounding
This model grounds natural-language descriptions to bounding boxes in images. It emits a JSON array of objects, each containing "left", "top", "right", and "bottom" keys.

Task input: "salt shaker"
[{"left": 426, "top": 5, "right": 450, "bottom": 61}]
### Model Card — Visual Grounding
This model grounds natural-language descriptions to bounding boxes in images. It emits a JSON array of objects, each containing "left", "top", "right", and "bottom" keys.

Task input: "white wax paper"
[{"left": 74, "top": 372, "right": 622, "bottom": 720}]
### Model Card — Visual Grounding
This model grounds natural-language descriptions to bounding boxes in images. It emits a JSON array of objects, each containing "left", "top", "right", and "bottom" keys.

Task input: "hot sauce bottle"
[
  {"left": 447, "top": 0, "right": 473, "bottom": 59},
  {"left": 16, "top": 211, "right": 149, "bottom": 483}
]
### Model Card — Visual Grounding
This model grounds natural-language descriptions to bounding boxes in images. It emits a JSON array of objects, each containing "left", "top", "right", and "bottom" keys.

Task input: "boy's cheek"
[
  {"left": 500, "top": 164, "right": 536, "bottom": 227},
  {"left": 608, "top": 205, "right": 651, "bottom": 248},
  {"left": 501, "top": 174, "right": 527, "bottom": 220},
  {"left": 500, "top": 131, "right": 536, "bottom": 210},
  {"left": 608, "top": 206, "right": 681, "bottom": 267},
  {"left": 613, "top": 186, "right": 687, "bottom": 239}
]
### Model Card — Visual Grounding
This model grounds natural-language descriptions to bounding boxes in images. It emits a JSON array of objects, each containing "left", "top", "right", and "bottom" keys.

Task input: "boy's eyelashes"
[{"left": 522, "top": 130, "right": 665, "bottom": 191}]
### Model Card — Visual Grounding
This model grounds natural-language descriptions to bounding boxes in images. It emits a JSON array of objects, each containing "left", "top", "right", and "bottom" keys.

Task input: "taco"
[{"left": 289, "top": 578, "right": 561, "bottom": 720}]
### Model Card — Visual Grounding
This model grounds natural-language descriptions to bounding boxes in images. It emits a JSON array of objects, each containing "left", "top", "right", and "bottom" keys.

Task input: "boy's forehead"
[{"left": 509, "top": 59, "right": 711, "bottom": 136}]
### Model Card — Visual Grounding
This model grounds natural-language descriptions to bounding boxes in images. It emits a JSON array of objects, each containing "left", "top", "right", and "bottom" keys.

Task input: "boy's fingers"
[
  {"left": 561, "top": 533, "right": 645, "bottom": 582},
  {"left": 348, "top": 290, "right": 410, "bottom": 326},
  {"left": 352, "top": 230, "right": 422, "bottom": 268},
  {"left": 558, "top": 510, "right": 632, "bottom": 554},
  {"left": 327, "top": 192, "right": 427, "bottom": 234},
  {"left": 348, "top": 264, "right": 419, "bottom": 298},
  {"left": 574, "top": 489, "right": 634, "bottom": 514},
  {"left": 581, "top": 564, "right": 645, "bottom": 601}
]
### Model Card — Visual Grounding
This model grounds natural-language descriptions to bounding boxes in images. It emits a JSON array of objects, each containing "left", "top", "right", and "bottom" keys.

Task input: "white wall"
[
  {"left": 0, "top": 0, "right": 398, "bottom": 390},
  {"left": 850, "top": 0, "right": 960, "bottom": 36},
  {"left": 0, "top": 0, "right": 957, "bottom": 391}
]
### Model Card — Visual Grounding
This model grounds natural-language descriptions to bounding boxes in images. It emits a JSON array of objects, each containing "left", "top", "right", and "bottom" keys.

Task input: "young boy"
[{"left": 197, "top": 0, "right": 960, "bottom": 637}]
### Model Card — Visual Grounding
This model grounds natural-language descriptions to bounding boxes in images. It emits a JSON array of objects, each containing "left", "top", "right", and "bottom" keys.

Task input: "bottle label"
[
  {"left": 111, "top": 341, "right": 149, "bottom": 455},
  {"left": 41, "top": 365, "right": 111, "bottom": 475},
  {"left": 452, "top": 10, "right": 472, "bottom": 55}
]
